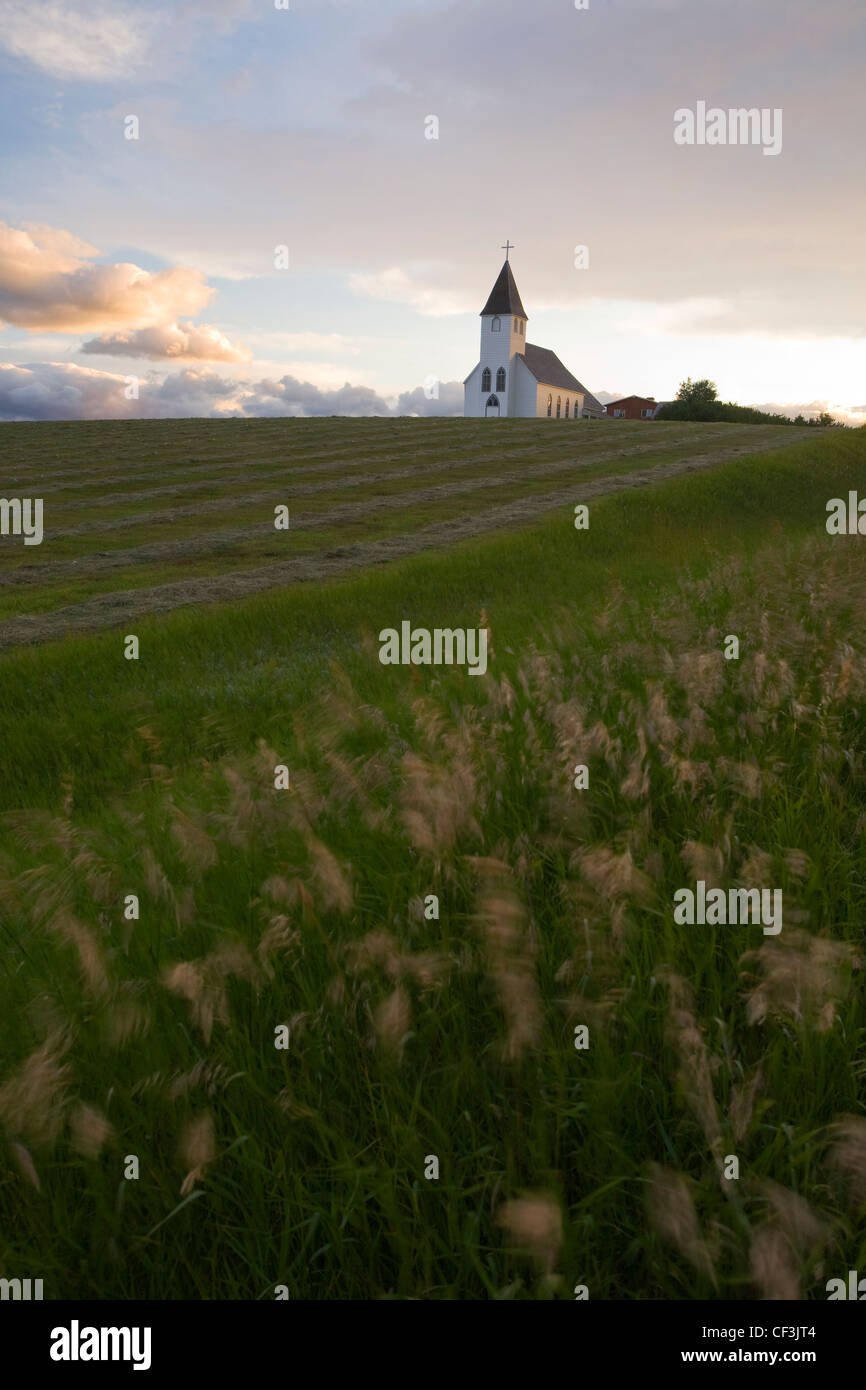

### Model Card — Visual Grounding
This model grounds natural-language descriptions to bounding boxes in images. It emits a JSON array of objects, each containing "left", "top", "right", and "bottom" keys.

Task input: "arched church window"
[
  {"left": 565, "top": 399, "right": 570, "bottom": 418},
  {"left": 496, "top": 367, "right": 506, "bottom": 392},
  {"left": 556, "top": 396, "right": 561, "bottom": 418},
  {"left": 482, "top": 368, "right": 491, "bottom": 393},
  {"left": 547, "top": 394, "right": 552, "bottom": 417},
  {"left": 491, "top": 317, "right": 501, "bottom": 333}
]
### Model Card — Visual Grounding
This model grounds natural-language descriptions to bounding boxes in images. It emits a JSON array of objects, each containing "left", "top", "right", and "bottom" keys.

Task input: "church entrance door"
[{"left": 485, "top": 394, "right": 501, "bottom": 417}]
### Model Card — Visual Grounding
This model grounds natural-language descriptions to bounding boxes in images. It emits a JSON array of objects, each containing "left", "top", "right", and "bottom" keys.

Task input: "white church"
[{"left": 464, "top": 254, "right": 605, "bottom": 420}]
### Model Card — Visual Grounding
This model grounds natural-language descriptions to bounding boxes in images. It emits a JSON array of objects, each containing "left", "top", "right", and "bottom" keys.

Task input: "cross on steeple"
[{"left": 501, "top": 240, "right": 514, "bottom": 261}]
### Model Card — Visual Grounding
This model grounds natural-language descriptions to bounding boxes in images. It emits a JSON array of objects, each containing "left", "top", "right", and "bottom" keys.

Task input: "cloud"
[
  {"left": 0, "top": 222, "right": 215, "bottom": 332},
  {"left": 0, "top": 0, "right": 255, "bottom": 83},
  {"left": 748, "top": 400, "right": 862, "bottom": 426},
  {"left": 0, "top": 362, "right": 134, "bottom": 421},
  {"left": 243, "top": 331, "right": 379, "bottom": 357},
  {"left": 0, "top": 361, "right": 467, "bottom": 420},
  {"left": 395, "top": 381, "right": 463, "bottom": 416},
  {"left": 0, "top": 222, "right": 247, "bottom": 360},
  {"left": 349, "top": 267, "right": 474, "bottom": 317},
  {"left": 0, "top": 362, "right": 400, "bottom": 420},
  {"left": 0, "top": 1, "right": 152, "bottom": 80},
  {"left": 239, "top": 375, "right": 393, "bottom": 418},
  {"left": 81, "top": 321, "right": 252, "bottom": 362},
  {"left": 126, "top": 0, "right": 859, "bottom": 343}
]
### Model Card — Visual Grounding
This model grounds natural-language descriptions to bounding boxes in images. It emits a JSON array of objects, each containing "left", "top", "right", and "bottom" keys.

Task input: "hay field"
[{"left": 0, "top": 417, "right": 809, "bottom": 648}]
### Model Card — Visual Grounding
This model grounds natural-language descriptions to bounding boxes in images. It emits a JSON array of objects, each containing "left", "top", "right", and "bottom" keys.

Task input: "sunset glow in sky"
[{"left": 1, "top": 0, "right": 864, "bottom": 421}]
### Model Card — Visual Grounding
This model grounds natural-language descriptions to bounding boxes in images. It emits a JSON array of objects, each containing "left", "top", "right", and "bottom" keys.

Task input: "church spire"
[{"left": 480, "top": 260, "right": 528, "bottom": 320}]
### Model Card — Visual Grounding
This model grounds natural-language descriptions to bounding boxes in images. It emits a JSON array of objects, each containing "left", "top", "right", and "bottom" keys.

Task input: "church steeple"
[{"left": 480, "top": 260, "right": 528, "bottom": 320}]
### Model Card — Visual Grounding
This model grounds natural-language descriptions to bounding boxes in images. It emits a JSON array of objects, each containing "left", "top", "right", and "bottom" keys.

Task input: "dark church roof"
[
  {"left": 480, "top": 261, "right": 528, "bottom": 319},
  {"left": 520, "top": 344, "right": 603, "bottom": 409}
]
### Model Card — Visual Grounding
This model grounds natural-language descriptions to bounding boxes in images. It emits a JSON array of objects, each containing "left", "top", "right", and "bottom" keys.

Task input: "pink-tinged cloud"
[
  {"left": 81, "top": 321, "right": 253, "bottom": 362},
  {"left": 0, "top": 221, "right": 214, "bottom": 332},
  {"left": 0, "top": 362, "right": 466, "bottom": 420}
]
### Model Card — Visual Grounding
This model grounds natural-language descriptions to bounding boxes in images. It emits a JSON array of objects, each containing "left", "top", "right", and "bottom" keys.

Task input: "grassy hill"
[
  {"left": 0, "top": 421, "right": 864, "bottom": 1299},
  {"left": 1, "top": 417, "right": 810, "bottom": 647}
]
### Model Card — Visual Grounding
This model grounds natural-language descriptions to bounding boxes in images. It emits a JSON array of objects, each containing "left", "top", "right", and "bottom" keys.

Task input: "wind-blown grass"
[{"left": 0, "top": 426, "right": 864, "bottom": 1299}]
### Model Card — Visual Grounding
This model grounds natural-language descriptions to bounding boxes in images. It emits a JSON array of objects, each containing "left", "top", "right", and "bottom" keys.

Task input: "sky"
[{"left": 0, "top": 0, "right": 864, "bottom": 421}]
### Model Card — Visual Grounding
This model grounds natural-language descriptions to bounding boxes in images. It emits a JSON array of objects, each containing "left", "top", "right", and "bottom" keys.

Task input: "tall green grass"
[{"left": 0, "top": 428, "right": 864, "bottom": 1300}]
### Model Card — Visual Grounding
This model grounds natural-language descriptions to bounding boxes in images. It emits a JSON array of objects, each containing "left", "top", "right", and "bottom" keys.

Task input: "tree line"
[{"left": 654, "top": 379, "right": 844, "bottom": 427}]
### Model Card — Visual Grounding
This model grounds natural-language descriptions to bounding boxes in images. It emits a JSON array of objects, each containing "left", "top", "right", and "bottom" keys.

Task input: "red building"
[{"left": 605, "top": 395, "right": 663, "bottom": 420}]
